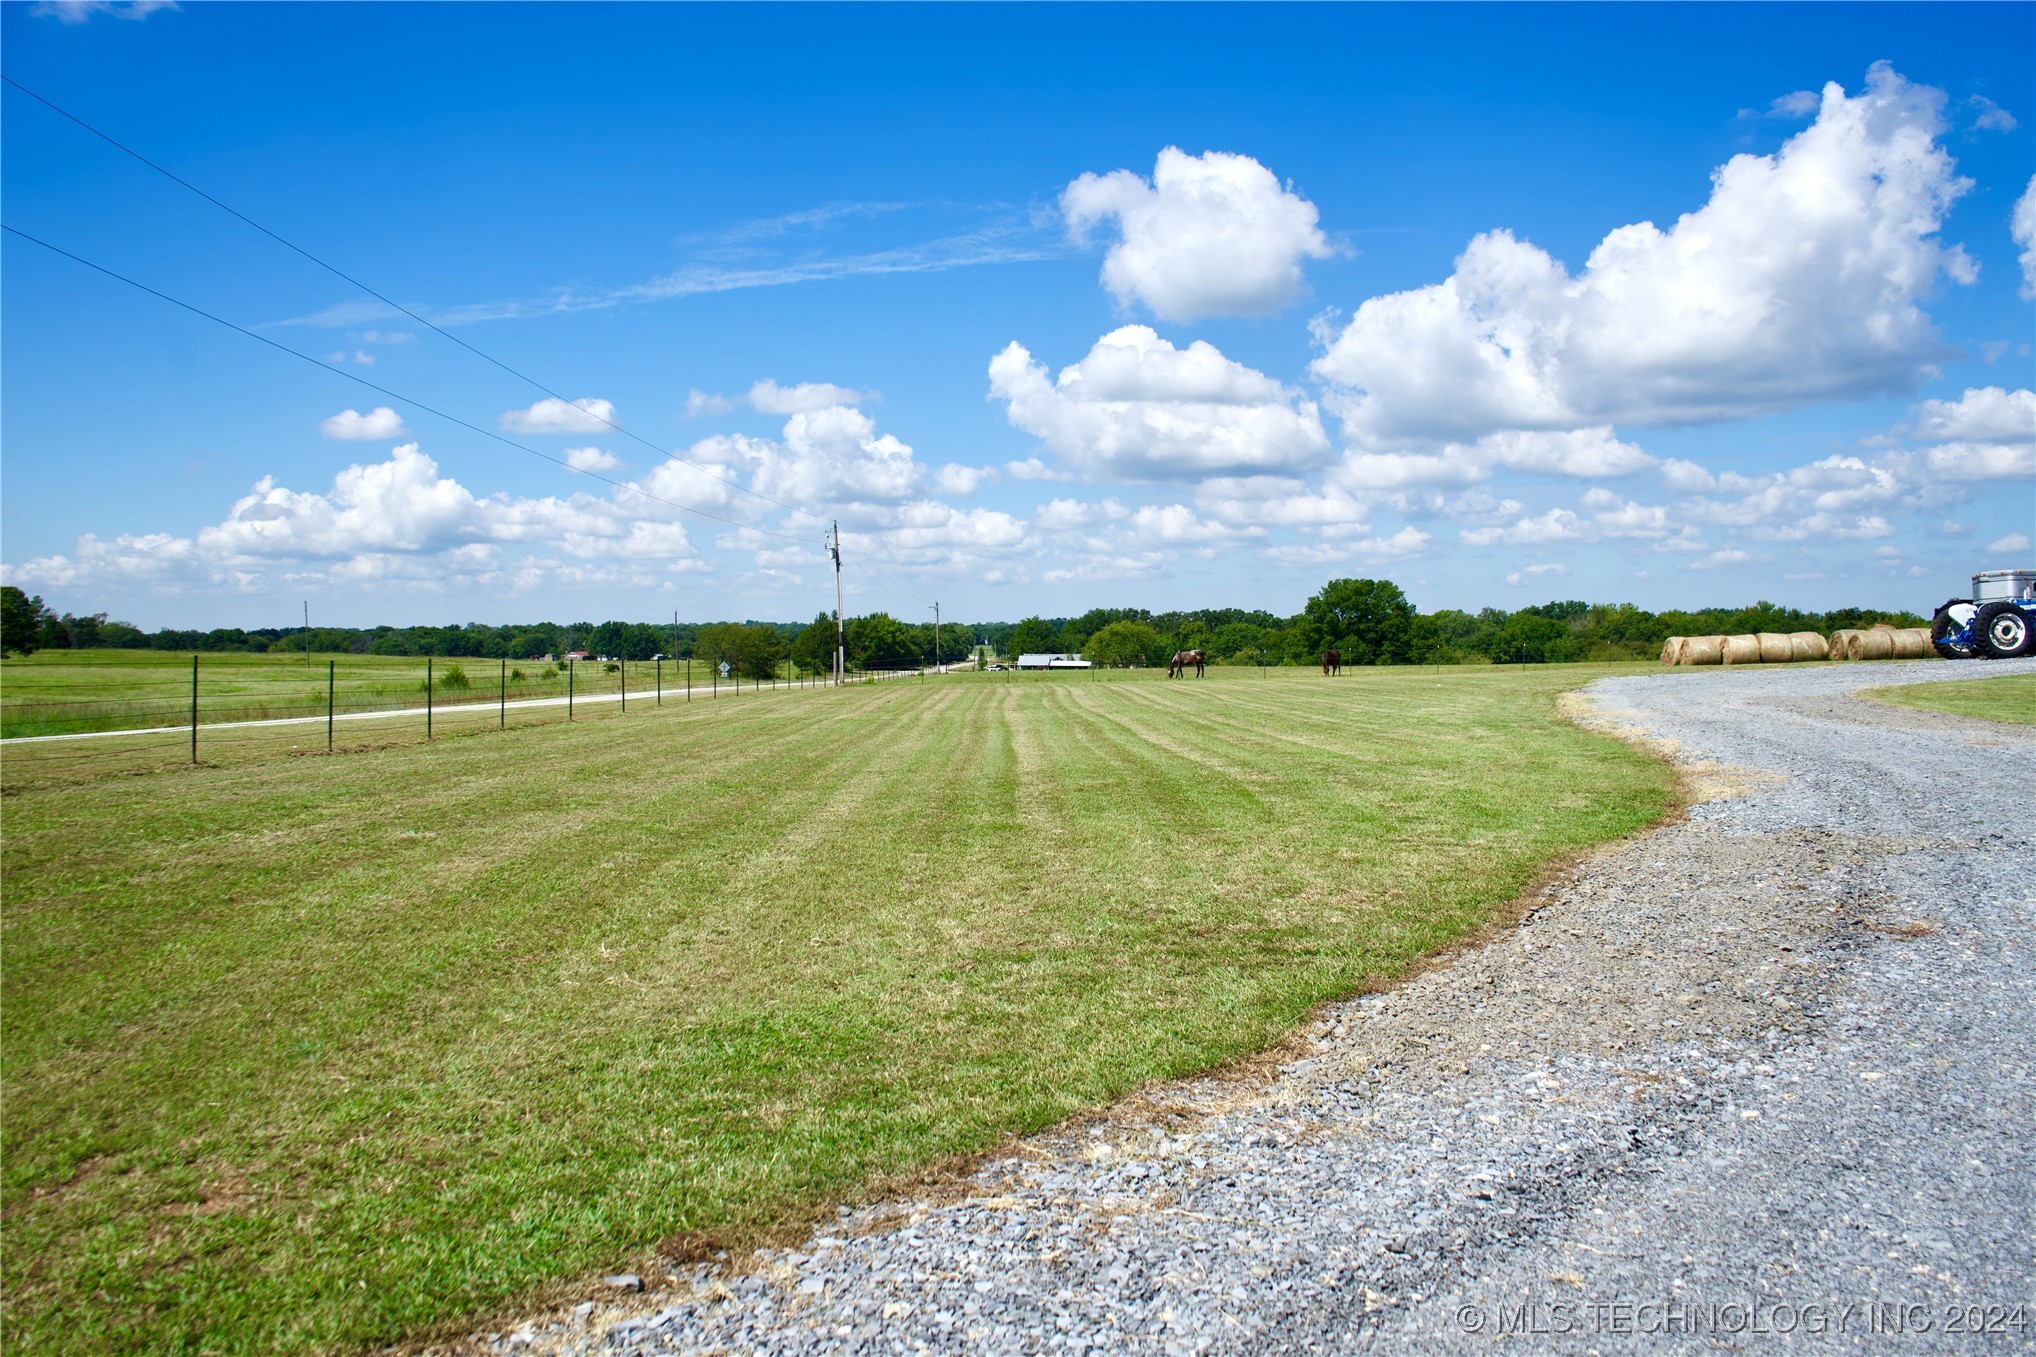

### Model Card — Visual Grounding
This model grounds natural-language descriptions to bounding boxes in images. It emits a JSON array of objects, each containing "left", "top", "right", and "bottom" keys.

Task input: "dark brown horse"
[
  {"left": 1167, "top": 649, "right": 1206, "bottom": 679},
  {"left": 1322, "top": 649, "right": 1342, "bottom": 676}
]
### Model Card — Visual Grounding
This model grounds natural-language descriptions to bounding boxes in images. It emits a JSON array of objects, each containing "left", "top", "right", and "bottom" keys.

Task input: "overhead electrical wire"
[
  {"left": 3, "top": 75, "right": 938, "bottom": 607},
  {"left": 1, "top": 224, "right": 812, "bottom": 543},
  {"left": 0, "top": 75, "right": 806, "bottom": 519}
]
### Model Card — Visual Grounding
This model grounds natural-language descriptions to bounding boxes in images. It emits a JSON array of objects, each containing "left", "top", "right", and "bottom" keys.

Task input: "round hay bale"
[
  {"left": 1660, "top": 636, "right": 1686, "bottom": 665},
  {"left": 1681, "top": 636, "right": 1724, "bottom": 666},
  {"left": 1827, "top": 628, "right": 1858, "bottom": 659},
  {"left": 1849, "top": 629, "right": 1894, "bottom": 661},
  {"left": 1889, "top": 627, "right": 1931, "bottom": 660},
  {"left": 1757, "top": 632, "right": 1792, "bottom": 662},
  {"left": 1788, "top": 631, "right": 1829, "bottom": 661},
  {"left": 1721, "top": 634, "right": 1763, "bottom": 665},
  {"left": 1869, "top": 621, "right": 1897, "bottom": 631}
]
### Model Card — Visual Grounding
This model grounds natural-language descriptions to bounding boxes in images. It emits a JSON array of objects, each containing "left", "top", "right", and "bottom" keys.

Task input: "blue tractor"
[{"left": 1931, "top": 569, "right": 2036, "bottom": 660}]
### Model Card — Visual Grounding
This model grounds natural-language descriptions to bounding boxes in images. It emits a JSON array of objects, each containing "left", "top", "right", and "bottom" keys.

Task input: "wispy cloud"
[
  {"left": 30, "top": 0, "right": 175, "bottom": 21},
  {"left": 271, "top": 203, "right": 1066, "bottom": 331}
]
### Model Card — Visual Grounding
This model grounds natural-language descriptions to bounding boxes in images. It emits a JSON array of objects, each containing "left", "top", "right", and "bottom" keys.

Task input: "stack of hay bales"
[
  {"left": 1788, "top": 631, "right": 1830, "bottom": 661},
  {"left": 1721, "top": 634, "right": 1763, "bottom": 665},
  {"left": 1681, "top": 636, "right": 1725, "bottom": 665},
  {"left": 1664, "top": 622, "right": 1927, "bottom": 666}
]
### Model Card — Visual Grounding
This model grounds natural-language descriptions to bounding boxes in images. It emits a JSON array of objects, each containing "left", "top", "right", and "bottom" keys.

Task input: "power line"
[
  {"left": 836, "top": 552, "right": 925, "bottom": 615},
  {"left": 837, "top": 539, "right": 934, "bottom": 609},
  {"left": 0, "top": 223, "right": 810, "bottom": 542},
  {"left": 3, "top": 76, "right": 940, "bottom": 604},
  {"left": 0, "top": 75, "right": 818, "bottom": 520}
]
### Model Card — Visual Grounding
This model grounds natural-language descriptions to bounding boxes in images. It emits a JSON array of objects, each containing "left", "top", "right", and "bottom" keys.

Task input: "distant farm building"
[{"left": 1016, "top": 653, "right": 1092, "bottom": 670}]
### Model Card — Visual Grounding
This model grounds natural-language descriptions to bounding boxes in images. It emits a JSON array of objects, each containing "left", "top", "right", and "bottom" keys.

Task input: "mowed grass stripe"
[{"left": 2, "top": 666, "right": 1673, "bottom": 1354}]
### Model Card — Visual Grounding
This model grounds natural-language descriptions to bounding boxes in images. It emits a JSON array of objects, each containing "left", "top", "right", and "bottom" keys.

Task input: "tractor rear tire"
[
  {"left": 1974, "top": 601, "right": 2034, "bottom": 659},
  {"left": 1930, "top": 602, "right": 1977, "bottom": 660}
]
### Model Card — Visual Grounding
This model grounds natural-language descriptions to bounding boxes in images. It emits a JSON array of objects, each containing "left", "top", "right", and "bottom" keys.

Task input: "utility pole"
[
  {"left": 931, "top": 601, "right": 941, "bottom": 672},
  {"left": 829, "top": 521, "right": 845, "bottom": 686}
]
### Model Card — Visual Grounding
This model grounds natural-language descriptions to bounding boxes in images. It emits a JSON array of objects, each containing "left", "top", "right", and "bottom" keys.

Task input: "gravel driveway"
[{"left": 474, "top": 659, "right": 2035, "bottom": 1356}]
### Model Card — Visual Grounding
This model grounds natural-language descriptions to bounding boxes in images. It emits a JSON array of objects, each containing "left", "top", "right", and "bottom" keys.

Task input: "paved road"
[{"left": 465, "top": 659, "right": 2036, "bottom": 1356}]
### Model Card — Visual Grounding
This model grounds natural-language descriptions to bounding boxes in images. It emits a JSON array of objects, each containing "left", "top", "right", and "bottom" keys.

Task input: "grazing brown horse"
[
  {"left": 1167, "top": 649, "right": 1206, "bottom": 679},
  {"left": 1322, "top": 649, "right": 1342, "bottom": 676}
]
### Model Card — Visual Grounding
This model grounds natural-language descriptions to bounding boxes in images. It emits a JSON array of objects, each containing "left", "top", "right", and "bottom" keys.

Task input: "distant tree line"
[
  {"left": 1, "top": 582, "right": 1927, "bottom": 669},
  {"left": 964, "top": 582, "right": 1926, "bottom": 667}
]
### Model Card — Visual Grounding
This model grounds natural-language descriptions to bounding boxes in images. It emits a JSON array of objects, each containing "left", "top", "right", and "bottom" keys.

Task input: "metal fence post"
[
  {"left": 328, "top": 659, "right": 335, "bottom": 753},
  {"left": 427, "top": 657, "right": 433, "bottom": 741},
  {"left": 500, "top": 656, "right": 507, "bottom": 729},
  {"left": 657, "top": 658, "right": 662, "bottom": 705},
  {"left": 190, "top": 653, "right": 198, "bottom": 763},
  {"left": 621, "top": 657, "right": 627, "bottom": 713},
  {"left": 568, "top": 659, "right": 574, "bottom": 721},
  {"left": 686, "top": 658, "right": 691, "bottom": 702}
]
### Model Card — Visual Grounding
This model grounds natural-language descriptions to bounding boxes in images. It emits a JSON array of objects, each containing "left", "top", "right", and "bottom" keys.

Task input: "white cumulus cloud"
[
  {"left": 499, "top": 396, "right": 616, "bottom": 434},
  {"left": 1907, "top": 386, "right": 2036, "bottom": 443},
  {"left": 1504, "top": 562, "right": 1570, "bottom": 585},
  {"left": 691, "top": 405, "right": 926, "bottom": 505},
  {"left": 1461, "top": 508, "right": 1586, "bottom": 547},
  {"left": 564, "top": 447, "right": 623, "bottom": 473},
  {"left": 1907, "top": 385, "right": 2036, "bottom": 482},
  {"left": 3, "top": 442, "right": 708, "bottom": 598},
  {"left": 1062, "top": 147, "right": 1334, "bottom": 321},
  {"left": 2014, "top": 175, "right": 2036, "bottom": 299},
  {"left": 1262, "top": 525, "right": 1430, "bottom": 566},
  {"left": 320, "top": 407, "right": 409, "bottom": 440},
  {"left": 1312, "top": 64, "right": 1975, "bottom": 441},
  {"left": 746, "top": 379, "right": 871, "bottom": 415},
  {"left": 932, "top": 464, "right": 995, "bottom": 496},
  {"left": 1988, "top": 532, "right": 2032, "bottom": 554},
  {"left": 987, "top": 325, "right": 1330, "bottom": 481}
]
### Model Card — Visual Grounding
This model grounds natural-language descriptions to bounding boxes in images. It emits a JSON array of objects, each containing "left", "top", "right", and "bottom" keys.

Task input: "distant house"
[
  {"left": 563, "top": 649, "right": 591, "bottom": 661},
  {"left": 1015, "top": 652, "right": 1092, "bottom": 670}
]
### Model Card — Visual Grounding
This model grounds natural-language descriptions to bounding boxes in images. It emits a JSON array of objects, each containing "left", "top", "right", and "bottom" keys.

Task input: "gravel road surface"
[{"left": 466, "top": 659, "right": 2035, "bottom": 1356}]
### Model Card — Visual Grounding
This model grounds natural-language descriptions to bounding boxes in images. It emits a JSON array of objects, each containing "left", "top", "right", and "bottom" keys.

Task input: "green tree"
[
  {"left": 696, "top": 622, "right": 750, "bottom": 676},
  {"left": 1491, "top": 612, "right": 1567, "bottom": 664},
  {"left": 791, "top": 611, "right": 839, "bottom": 675},
  {"left": 1085, "top": 619, "right": 1169, "bottom": 667},
  {"left": 1, "top": 586, "right": 52, "bottom": 656},
  {"left": 1002, "top": 615, "right": 1062, "bottom": 660},
  {"left": 736, "top": 623, "right": 787, "bottom": 679},
  {"left": 1298, "top": 578, "right": 1419, "bottom": 665},
  {"left": 847, "top": 612, "right": 917, "bottom": 669},
  {"left": 1204, "top": 620, "right": 1273, "bottom": 663}
]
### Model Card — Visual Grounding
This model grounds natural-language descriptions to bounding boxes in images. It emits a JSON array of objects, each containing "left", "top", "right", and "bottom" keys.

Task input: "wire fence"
[{"left": 0, "top": 654, "right": 969, "bottom": 790}]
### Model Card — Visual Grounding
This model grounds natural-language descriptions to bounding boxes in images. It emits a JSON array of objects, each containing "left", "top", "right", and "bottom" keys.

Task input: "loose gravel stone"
[{"left": 455, "top": 658, "right": 2035, "bottom": 1356}]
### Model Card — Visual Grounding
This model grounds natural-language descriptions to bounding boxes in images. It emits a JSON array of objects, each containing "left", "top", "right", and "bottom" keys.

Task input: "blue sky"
[{"left": 3, "top": 1, "right": 2031, "bottom": 630}]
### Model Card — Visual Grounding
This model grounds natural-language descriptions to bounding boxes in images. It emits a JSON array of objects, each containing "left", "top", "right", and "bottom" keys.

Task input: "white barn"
[{"left": 1015, "top": 652, "right": 1092, "bottom": 670}]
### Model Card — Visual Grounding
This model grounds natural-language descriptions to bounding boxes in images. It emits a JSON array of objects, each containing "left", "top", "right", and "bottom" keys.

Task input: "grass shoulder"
[
  {"left": 1858, "top": 672, "right": 2036, "bottom": 725},
  {"left": 2, "top": 664, "right": 1673, "bottom": 1353}
]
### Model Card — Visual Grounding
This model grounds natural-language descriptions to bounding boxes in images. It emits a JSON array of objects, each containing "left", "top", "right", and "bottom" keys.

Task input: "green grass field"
[
  {"left": 1861, "top": 671, "right": 2036, "bottom": 724},
  {"left": 0, "top": 650, "right": 790, "bottom": 738},
  {"left": 2, "top": 665, "right": 1673, "bottom": 1354}
]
